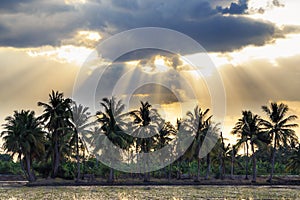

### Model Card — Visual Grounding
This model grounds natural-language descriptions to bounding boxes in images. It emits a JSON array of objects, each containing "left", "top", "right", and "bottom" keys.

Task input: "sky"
[{"left": 0, "top": 0, "right": 300, "bottom": 146}]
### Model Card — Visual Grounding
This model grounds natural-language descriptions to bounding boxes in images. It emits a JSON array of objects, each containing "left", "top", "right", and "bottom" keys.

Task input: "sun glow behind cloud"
[
  {"left": 27, "top": 45, "right": 93, "bottom": 66},
  {"left": 206, "top": 33, "right": 300, "bottom": 68}
]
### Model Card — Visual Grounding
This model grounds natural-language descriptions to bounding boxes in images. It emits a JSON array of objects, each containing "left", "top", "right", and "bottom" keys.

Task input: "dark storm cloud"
[
  {"left": 0, "top": 0, "right": 283, "bottom": 52},
  {"left": 217, "top": 0, "right": 248, "bottom": 14}
]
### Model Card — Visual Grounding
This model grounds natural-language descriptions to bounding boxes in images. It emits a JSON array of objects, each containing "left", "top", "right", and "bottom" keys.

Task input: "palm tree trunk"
[
  {"left": 187, "top": 161, "right": 191, "bottom": 179},
  {"left": 52, "top": 134, "right": 60, "bottom": 178},
  {"left": 251, "top": 143, "right": 257, "bottom": 183},
  {"left": 76, "top": 133, "right": 80, "bottom": 182},
  {"left": 268, "top": 134, "right": 277, "bottom": 183},
  {"left": 168, "top": 164, "right": 172, "bottom": 182},
  {"left": 205, "top": 153, "right": 210, "bottom": 180},
  {"left": 230, "top": 150, "right": 234, "bottom": 180},
  {"left": 219, "top": 152, "right": 224, "bottom": 179},
  {"left": 25, "top": 154, "right": 35, "bottom": 182},
  {"left": 176, "top": 159, "right": 181, "bottom": 179},
  {"left": 19, "top": 154, "right": 28, "bottom": 181},
  {"left": 196, "top": 158, "right": 201, "bottom": 182},
  {"left": 108, "top": 168, "right": 114, "bottom": 183},
  {"left": 245, "top": 141, "right": 249, "bottom": 180}
]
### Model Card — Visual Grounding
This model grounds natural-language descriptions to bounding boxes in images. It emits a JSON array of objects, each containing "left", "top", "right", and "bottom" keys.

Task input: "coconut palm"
[
  {"left": 156, "top": 121, "right": 176, "bottom": 180},
  {"left": 38, "top": 90, "right": 73, "bottom": 178},
  {"left": 1, "top": 110, "right": 45, "bottom": 182},
  {"left": 232, "top": 110, "right": 270, "bottom": 182},
  {"left": 129, "top": 101, "right": 163, "bottom": 182},
  {"left": 217, "top": 132, "right": 230, "bottom": 180},
  {"left": 95, "top": 97, "right": 133, "bottom": 183},
  {"left": 229, "top": 145, "right": 237, "bottom": 180},
  {"left": 261, "top": 102, "right": 298, "bottom": 183},
  {"left": 204, "top": 122, "right": 220, "bottom": 180},
  {"left": 239, "top": 111, "right": 270, "bottom": 182},
  {"left": 70, "top": 103, "right": 93, "bottom": 182},
  {"left": 185, "top": 105, "right": 212, "bottom": 182},
  {"left": 232, "top": 111, "right": 250, "bottom": 180}
]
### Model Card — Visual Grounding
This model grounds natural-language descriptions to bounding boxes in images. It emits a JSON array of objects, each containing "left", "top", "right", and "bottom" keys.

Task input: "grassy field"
[{"left": 0, "top": 185, "right": 299, "bottom": 199}]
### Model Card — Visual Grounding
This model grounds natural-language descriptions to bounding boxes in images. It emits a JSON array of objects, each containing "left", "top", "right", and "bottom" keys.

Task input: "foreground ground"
[{"left": 0, "top": 185, "right": 299, "bottom": 199}]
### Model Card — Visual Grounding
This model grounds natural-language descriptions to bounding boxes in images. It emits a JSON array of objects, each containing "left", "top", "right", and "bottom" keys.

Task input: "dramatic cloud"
[
  {"left": 217, "top": 0, "right": 248, "bottom": 15},
  {"left": 0, "top": 0, "right": 284, "bottom": 52}
]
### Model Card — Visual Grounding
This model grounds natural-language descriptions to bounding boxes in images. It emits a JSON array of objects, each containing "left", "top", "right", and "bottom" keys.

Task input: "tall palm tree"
[
  {"left": 217, "top": 132, "right": 230, "bottom": 180},
  {"left": 38, "top": 90, "right": 73, "bottom": 178},
  {"left": 129, "top": 101, "right": 163, "bottom": 182},
  {"left": 229, "top": 145, "right": 237, "bottom": 180},
  {"left": 95, "top": 97, "right": 133, "bottom": 183},
  {"left": 232, "top": 111, "right": 251, "bottom": 180},
  {"left": 204, "top": 122, "right": 220, "bottom": 180},
  {"left": 185, "top": 105, "right": 212, "bottom": 182},
  {"left": 156, "top": 121, "right": 176, "bottom": 181},
  {"left": 236, "top": 111, "right": 270, "bottom": 182},
  {"left": 261, "top": 102, "right": 298, "bottom": 183},
  {"left": 1, "top": 110, "right": 45, "bottom": 182},
  {"left": 70, "top": 103, "right": 93, "bottom": 182}
]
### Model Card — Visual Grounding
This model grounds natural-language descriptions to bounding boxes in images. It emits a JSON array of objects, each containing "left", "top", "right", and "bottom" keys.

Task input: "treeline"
[{"left": 1, "top": 90, "right": 299, "bottom": 183}]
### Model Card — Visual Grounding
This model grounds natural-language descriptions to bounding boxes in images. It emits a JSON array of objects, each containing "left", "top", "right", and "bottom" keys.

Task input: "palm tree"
[
  {"left": 156, "top": 121, "right": 176, "bottom": 181},
  {"left": 204, "top": 122, "right": 220, "bottom": 180},
  {"left": 38, "top": 90, "right": 73, "bottom": 178},
  {"left": 95, "top": 97, "right": 133, "bottom": 183},
  {"left": 70, "top": 103, "right": 93, "bottom": 182},
  {"left": 1, "top": 110, "right": 45, "bottom": 182},
  {"left": 129, "top": 101, "right": 162, "bottom": 182},
  {"left": 229, "top": 145, "right": 237, "bottom": 180},
  {"left": 286, "top": 144, "right": 300, "bottom": 174},
  {"left": 218, "top": 132, "right": 230, "bottom": 180},
  {"left": 232, "top": 110, "right": 270, "bottom": 182},
  {"left": 185, "top": 105, "right": 212, "bottom": 182},
  {"left": 261, "top": 102, "right": 298, "bottom": 183},
  {"left": 175, "top": 118, "right": 183, "bottom": 180},
  {"left": 232, "top": 111, "right": 250, "bottom": 180}
]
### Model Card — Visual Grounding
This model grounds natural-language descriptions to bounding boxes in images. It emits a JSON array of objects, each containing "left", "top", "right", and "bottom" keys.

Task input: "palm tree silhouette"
[
  {"left": 286, "top": 144, "right": 300, "bottom": 174},
  {"left": 233, "top": 110, "right": 269, "bottom": 182},
  {"left": 1, "top": 110, "right": 45, "bottom": 182},
  {"left": 95, "top": 97, "right": 133, "bottom": 183},
  {"left": 185, "top": 105, "right": 212, "bottom": 182},
  {"left": 70, "top": 103, "right": 93, "bottom": 182},
  {"left": 232, "top": 111, "right": 251, "bottom": 180},
  {"left": 38, "top": 90, "right": 73, "bottom": 178},
  {"left": 261, "top": 102, "right": 298, "bottom": 183},
  {"left": 156, "top": 121, "right": 176, "bottom": 180},
  {"left": 129, "top": 101, "right": 163, "bottom": 182}
]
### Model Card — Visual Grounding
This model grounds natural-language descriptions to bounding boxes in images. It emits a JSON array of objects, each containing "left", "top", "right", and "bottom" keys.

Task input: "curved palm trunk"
[
  {"left": 251, "top": 142, "right": 257, "bottom": 183},
  {"left": 25, "top": 154, "right": 35, "bottom": 182},
  {"left": 205, "top": 153, "right": 211, "bottom": 180},
  {"left": 268, "top": 133, "right": 277, "bottom": 183},
  {"left": 245, "top": 141, "right": 249, "bottom": 180}
]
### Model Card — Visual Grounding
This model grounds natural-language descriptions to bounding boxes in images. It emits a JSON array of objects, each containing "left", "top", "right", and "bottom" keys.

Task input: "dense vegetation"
[{"left": 1, "top": 90, "right": 299, "bottom": 183}]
